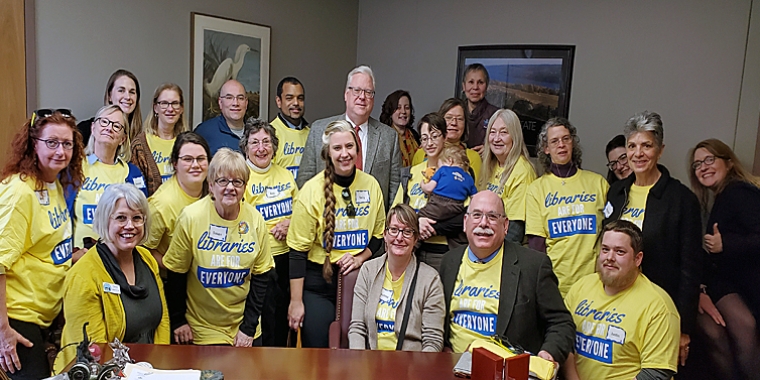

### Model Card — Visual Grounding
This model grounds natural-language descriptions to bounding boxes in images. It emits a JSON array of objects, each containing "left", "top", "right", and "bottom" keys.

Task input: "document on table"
[{"left": 123, "top": 363, "right": 201, "bottom": 380}]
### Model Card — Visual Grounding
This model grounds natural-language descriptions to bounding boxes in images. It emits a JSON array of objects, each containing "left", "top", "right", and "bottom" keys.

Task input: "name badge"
[
  {"left": 132, "top": 176, "right": 146, "bottom": 189},
  {"left": 35, "top": 190, "right": 50, "bottom": 206},
  {"left": 266, "top": 188, "right": 280, "bottom": 198},
  {"left": 103, "top": 282, "right": 121, "bottom": 295},
  {"left": 164, "top": 163, "right": 175, "bottom": 175},
  {"left": 603, "top": 201, "right": 613, "bottom": 219},
  {"left": 356, "top": 190, "right": 370, "bottom": 204},
  {"left": 380, "top": 288, "right": 393, "bottom": 303},
  {"left": 209, "top": 225, "right": 228, "bottom": 241}
]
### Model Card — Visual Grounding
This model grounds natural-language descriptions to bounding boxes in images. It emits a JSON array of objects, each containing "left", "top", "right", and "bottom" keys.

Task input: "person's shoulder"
[
  {"left": 357, "top": 169, "right": 382, "bottom": 188},
  {"left": 194, "top": 115, "right": 223, "bottom": 132},
  {"left": 362, "top": 254, "right": 386, "bottom": 274},
  {"left": 636, "top": 275, "right": 679, "bottom": 315},
  {"left": 135, "top": 246, "right": 160, "bottom": 272},
  {"left": 509, "top": 242, "right": 549, "bottom": 268},
  {"left": 579, "top": 169, "right": 607, "bottom": 184},
  {"left": 566, "top": 272, "right": 599, "bottom": 298},
  {"left": 179, "top": 195, "right": 209, "bottom": 217},
  {"left": 271, "top": 163, "right": 297, "bottom": 183},
  {"left": 441, "top": 245, "right": 467, "bottom": 270},
  {"left": 418, "top": 260, "right": 442, "bottom": 281},
  {"left": 310, "top": 115, "right": 342, "bottom": 129}
]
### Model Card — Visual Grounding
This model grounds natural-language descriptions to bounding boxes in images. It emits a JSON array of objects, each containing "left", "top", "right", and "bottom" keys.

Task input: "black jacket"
[
  {"left": 439, "top": 240, "right": 575, "bottom": 364},
  {"left": 603, "top": 165, "right": 704, "bottom": 335}
]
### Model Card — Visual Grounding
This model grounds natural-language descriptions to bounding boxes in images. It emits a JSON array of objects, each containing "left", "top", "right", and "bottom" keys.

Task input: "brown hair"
[
  {"left": 319, "top": 120, "right": 359, "bottom": 283},
  {"left": 438, "top": 143, "right": 470, "bottom": 172},
  {"left": 600, "top": 220, "right": 644, "bottom": 254},
  {"left": 104, "top": 69, "right": 142, "bottom": 141},
  {"left": 438, "top": 98, "right": 470, "bottom": 143},
  {"left": 144, "top": 83, "right": 186, "bottom": 138},
  {"left": 1, "top": 111, "right": 85, "bottom": 191},
  {"left": 386, "top": 204, "right": 420, "bottom": 238},
  {"left": 688, "top": 138, "right": 760, "bottom": 210}
]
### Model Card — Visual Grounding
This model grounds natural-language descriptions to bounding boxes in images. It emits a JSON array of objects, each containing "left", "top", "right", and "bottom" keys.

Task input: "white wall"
[
  {"left": 35, "top": 0, "right": 359, "bottom": 128},
  {"left": 357, "top": 0, "right": 760, "bottom": 181}
]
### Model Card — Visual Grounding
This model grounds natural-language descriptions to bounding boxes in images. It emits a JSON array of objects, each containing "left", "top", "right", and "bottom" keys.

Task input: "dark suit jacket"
[
  {"left": 296, "top": 114, "right": 401, "bottom": 211},
  {"left": 439, "top": 240, "right": 575, "bottom": 364}
]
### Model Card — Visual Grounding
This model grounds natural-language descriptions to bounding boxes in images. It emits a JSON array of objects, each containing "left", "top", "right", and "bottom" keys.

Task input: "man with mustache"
[
  {"left": 271, "top": 77, "right": 309, "bottom": 179},
  {"left": 563, "top": 220, "right": 680, "bottom": 380},
  {"left": 439, "top": 190, "right": 574, "bottom": 366}
]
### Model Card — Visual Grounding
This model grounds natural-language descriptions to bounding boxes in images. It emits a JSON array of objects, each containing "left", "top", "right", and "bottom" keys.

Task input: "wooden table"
[{"left": 102, "top": 344, "right": 463, "bottom": 379}]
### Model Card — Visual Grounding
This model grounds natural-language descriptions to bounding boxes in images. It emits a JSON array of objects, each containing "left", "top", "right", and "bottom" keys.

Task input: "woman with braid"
[{"left": 287, "top": 120, "right": 386, "bottom": 347}]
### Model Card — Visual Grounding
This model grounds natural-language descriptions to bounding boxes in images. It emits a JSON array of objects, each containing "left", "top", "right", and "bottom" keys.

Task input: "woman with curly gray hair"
[{"left": 524, "top": 117, "right": 608, "bottom": 297}]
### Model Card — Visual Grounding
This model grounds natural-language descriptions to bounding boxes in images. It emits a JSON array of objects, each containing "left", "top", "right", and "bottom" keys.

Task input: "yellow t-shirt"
[
  {"left": 564, "top": 273, "right": 680, "bottom": 380},
  {"left": 449, "top": 246, "right": 503, "bottom": 353},
  {"left": 412, "top": 147, "right": 482, "bottom": 184},
  {"left": 483, "top": 155, "right": 537, "bottom": 221},
  {"left": 244, "top": 163, "right": 298, "bottom": 256},
  {"left": 392, "top": 162, "right": 448, "bottom": 247},
  {"left": 144, "top": 176, "right": 200, "bottom": 255},
  {"left": 620, "top": 184, "right": 652, "bottom": 230},
  {"left": 0, "top": 175, "right": 72, "bottom": 326},
  {"left": 163, "top": 197, "right": 274, "bottom": 344},
  {"left": 525, "top": 170, "right": 609, "bottom": 296},
  {"left": 271, "top": 117, "right": 310, "bottom": 179},
  {"left": 376, "top": 264, "right": 405, "bottom": 350},
  {"left": 287, "top": 170, "right": 385, "bottom": 264},
  {"left": 145, "top": 133, "right": 175, "bottom": 182}
]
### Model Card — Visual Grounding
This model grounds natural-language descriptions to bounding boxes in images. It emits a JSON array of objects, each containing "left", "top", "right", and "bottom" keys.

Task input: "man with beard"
[
  {"left": 563, "top": 220, "right": 680, "bottom": 380},
  {"left": 271, "top": 77, "right": 309, "bottom": 179},
  {"left": 439, "top": 191, "right": 574, "bottom": 366}
]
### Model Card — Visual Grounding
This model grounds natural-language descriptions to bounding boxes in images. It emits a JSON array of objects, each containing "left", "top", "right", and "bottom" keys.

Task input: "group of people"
[{"left": 0, "top": 62, "right": 756, "bottom": 380}]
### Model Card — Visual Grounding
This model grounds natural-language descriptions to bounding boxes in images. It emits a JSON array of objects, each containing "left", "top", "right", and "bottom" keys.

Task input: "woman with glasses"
[
  {"left": 287, "top": 120, "right": 386, "bottom": 348},
  {"left": 69, "top": 105, "right": 146, "bottom": 262},
  {"left": 380, "top": 90, "right": 419, "bottom": 167},
  {"left": 78, "top": 69, "right": 143, "bottom": 143},
  {"left": 240, "top": 118, "right": 298, "bottom": 347},
  {"left": 0, "top": 109, "right": 84, "bottom": 378},
  {"left": 56, "top": 184, "right": 169, "bottom": 373},
  {"left": 479, "top": 109, "right": 536, "bottom": 243},
  {"left": 412, "top": 98, "right": 482, "bottom": 183},
  {"left": 605, "top": 134, "right": 631, "bottom": 184},
  {"left": 688, "top": 139, "right": 760, "bottom": 379},
  {"left": 348, "top": 204, "right": 445, "bottom": 351},
  {"left": 603, "top": 111, "right": 702, "bottom": 368},
  {"left": 143, "top": 132, "right": 209, "bottom": 267},
  {"left": 131, "top": 83, "right": 187, "bottom": 195},
  {"left": 163, "top": 148, "right": 273, "bottom": 346}
]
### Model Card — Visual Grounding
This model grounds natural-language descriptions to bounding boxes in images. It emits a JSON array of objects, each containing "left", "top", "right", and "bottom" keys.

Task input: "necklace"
[{"left": 558, "top": 164, "right": 573, "bottom": 185}]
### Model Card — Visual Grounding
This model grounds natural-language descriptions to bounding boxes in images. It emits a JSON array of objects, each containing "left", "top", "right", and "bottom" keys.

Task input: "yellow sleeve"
[
  {"left": 503, "top": 159, "right": 537, "bottom": 221},
  {"left": 251, "top": 212, "right": 275, "bottom": 275},
  {"left": 639, "top": 307, "right": 680, "bottom": 371},
  {"left": 286, "top": 192, "right": 319, "bottom": 252},
  {"left": 0, "top": 190, "right": 32, "bottom": 272},
  {"left": 144, "top": 199, "right": 166, "bottom": 250},
  {"left": 524, "top": 181, "right": 547, "bottom": 237},
  {"left": 163, "top": 210, "right": 193, "bottom": 273}
]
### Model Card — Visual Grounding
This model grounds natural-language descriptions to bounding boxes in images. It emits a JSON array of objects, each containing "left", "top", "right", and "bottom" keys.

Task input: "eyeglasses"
[
  {"left": 111, "top": 214, "right": 145, "bottom": 227},
  {"left": 347, "top": 86, "right": 375, "bottom": 99},
  {"left": 178, "top": 155, "right": 208, "bottom": 165},
  {"left": 607, "top": 153, "right": 628, "bottom": 171},
  {"left": 31, "top": 109, "right": 73, "bottom": 125},
  {"left": 248, "top": 139, "right": 272, "bottom": 148},
  {"left": 341, "top": 187, "right": 356, "bottom": 217},
  {"left": 386, "top": 226, "right": 415, "bottom": 238},
  {"left": 420, "top": 132, "right": 443, "bottom": 146},
  {"left": 467, "top": 211, "right": 505, "bottom": 223},
  {"left": 548, "top": 135, "right": 573, "bottom": 147},
  {"left": 692, "top": 155, "right": 720, "bottom": 171},
  {"left": 95, "top": 117, "right": 125, "bottom": 133},
  {"left": 157, "top": 101, "right": 182, "bottom": 110},
  {"left": 220, "top": 94, "right": 247, "bottom": 103},
  {"left": 34, "top": 138, "right": 74, "bottom": 151},
  {"left": 444, "top": 116, "right": 465, "bottom": 125},
  {"left": 215, "top": 177, "right": 245, "bottom": 188}
]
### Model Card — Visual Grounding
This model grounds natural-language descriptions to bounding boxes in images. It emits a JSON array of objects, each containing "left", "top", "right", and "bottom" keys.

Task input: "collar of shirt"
[
  {"left": 345, "top": 115, "right": 368, "bottom": 134},
  {"left": 87, "top": 153, "right": 123, "bottom": 166},
  {"left": 279, "top": 113, "right": 305, "bottom": 130},
  {"left": 467, "top": 246, "right": 500, "bottom": 264}
]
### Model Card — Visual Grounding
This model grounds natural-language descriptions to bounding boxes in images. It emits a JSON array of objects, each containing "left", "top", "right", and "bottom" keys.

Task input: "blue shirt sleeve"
[{"left": 126, "top": 162, "right": 149, "bottom": 197}]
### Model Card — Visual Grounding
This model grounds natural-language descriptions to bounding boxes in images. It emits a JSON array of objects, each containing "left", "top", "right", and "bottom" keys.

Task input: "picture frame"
[
  {"left": 456, "top": 45, "right": 575, "bottom": 156},
  {"left": 191, "top": 13, "right": 271, "bottom": 127}
]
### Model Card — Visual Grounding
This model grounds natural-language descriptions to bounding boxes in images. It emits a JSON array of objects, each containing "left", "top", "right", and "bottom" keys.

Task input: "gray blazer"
[
  {"left": 348, "top": 253, "right": 445, "bottom": 351},
  {"left": 296, "top": 114, "right": 401, "bottom": 211}
]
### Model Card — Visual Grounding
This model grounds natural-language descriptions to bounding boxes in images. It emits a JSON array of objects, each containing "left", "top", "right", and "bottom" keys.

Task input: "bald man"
[{"left": 195, "top": 80, "right": 249, "bottom": 156}]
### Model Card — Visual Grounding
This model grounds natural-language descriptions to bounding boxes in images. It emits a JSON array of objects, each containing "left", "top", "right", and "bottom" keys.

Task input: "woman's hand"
[
  {"left": 288, "top": 300, "right": 305, "bottom": 330},
  {"left": 0, "top": 325, "right": 32, "bottom": 373},
  {"left": 418, "top": 217, "right": 437, "bottom": 240},
  {"left": 173, "top": 324, "right": 193, "bottom": 345},
  {"left": 698, "top": 292, "right": 725, "bottom": 326},
  {"left": 703, "top": 223, "right": 723, "bottom": 253},
  {"left": 72, "top": 247, "right": 88, "bottom": 264},
  {"left": 271, "top": 219, "right": 291, "bottom": 241},
  {"left": 337, "top": 252, "right": 365, "bottom": 275},
  {"left": 233, "top": 330, "right": 254, "bottom": 347}
]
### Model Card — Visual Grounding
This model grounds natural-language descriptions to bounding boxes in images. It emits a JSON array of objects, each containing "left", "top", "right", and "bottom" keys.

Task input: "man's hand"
[
  {"left": 173, "top": 324, "right": 193, "bottom": 344},
  {"left": 270, "top": 219, "right": 291, "bottom": 241},
  {"left": 233, "top": 330, "right": 254, "bottom": 347}
]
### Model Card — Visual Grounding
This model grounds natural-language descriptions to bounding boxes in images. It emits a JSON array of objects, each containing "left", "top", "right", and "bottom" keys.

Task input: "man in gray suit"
[{"left": 297, "top": 65, "right": 401, "bottom": 211}]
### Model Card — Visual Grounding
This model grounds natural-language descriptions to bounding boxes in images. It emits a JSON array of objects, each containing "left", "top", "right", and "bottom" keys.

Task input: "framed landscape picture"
[
  {"left": 191, "top": 13, "right": 271, "bottom": 127},
  {"left": 456, "top": 45, "right": 575, "bottom": 156}
]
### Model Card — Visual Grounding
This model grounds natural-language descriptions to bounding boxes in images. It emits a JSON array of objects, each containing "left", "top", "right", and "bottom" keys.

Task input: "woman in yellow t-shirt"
[
  {"left": 240, "top": 118, "right": 298, "bottom": 347},
  {"left": 287, "top": 120, "right": 386, "bottom": 348},
  {"left": 163, "top": 148, "right": 274, "bottom": 347},
  {"left": 132, "top": 83, "right": 188, "bottom": 195},
  {"left": 144, "top": 131, "right": 210, "bottom": 265},
  {"left": 479, "top": 109, "right": 537, "bottom": 243},
  {"left": 0, "top": 109, "right": 84, "bottom": 378}
]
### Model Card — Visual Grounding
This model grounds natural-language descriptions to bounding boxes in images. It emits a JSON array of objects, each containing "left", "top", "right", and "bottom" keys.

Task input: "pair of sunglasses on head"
[{"left": 30, "top": 108, "right": 73, "bottom": 125}]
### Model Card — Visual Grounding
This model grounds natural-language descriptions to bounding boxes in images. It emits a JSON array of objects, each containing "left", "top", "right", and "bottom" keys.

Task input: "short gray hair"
[
  {"left": 92, "top": 183, "right": 150, "bottom": 245},
  {"left": 345, "top": 65, "right": 375, "bottom": 89},
  {"left": 536, "top": 117, "right": 583, "bottom": 172},
  {"left": 623, "top": 111, "right": 664, "bottom": 148}
]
